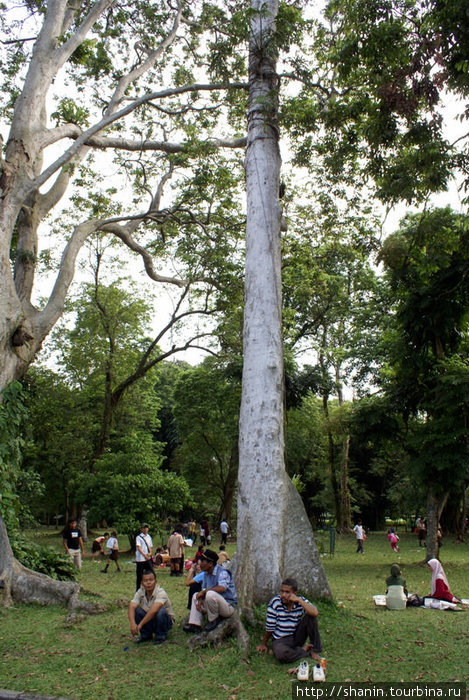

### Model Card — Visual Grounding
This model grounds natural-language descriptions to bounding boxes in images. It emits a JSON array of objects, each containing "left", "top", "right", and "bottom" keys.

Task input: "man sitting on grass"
[
  {"left": 256, "top": 577, "right": 322, "bottom": 663},
  {"left": 183, "top": 549, "right": 237, "bottom": 634},
  {"left": 128, "top": 569, "right": 174, "bottom": 645}
]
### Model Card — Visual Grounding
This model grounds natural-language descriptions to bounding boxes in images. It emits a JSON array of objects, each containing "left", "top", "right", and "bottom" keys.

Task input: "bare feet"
[{"left": 300, "top": 643, "right": 322, "bottom": 662}]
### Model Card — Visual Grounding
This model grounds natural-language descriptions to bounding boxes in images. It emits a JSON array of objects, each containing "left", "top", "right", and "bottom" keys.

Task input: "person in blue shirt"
[{"left": 183, "top": 549, "right": 237, "bottom": 634}]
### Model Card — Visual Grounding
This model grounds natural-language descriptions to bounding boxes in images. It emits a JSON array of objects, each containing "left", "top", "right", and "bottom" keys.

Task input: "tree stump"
[{"left": 186, "top": 610, "right": 250, "bottom": 659}]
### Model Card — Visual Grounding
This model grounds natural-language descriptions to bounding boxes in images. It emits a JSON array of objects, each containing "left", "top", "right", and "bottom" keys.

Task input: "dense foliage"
[{"left": 1, "top": 0, "right": 468, "bottom": 558}]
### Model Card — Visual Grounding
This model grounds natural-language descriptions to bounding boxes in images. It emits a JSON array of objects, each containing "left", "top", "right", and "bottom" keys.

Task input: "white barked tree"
[{"left": 236, "top": 0, "right": 331, "bottom": 614}]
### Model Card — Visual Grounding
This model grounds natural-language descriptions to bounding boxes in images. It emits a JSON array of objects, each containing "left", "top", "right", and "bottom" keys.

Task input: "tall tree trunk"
[
  {"left": 425, "top": 488, "right": 439, "bottom": 560},
  {"left": 236, "top": 0, "right": 330, "bottom": 614},
  {"left": 339, "top": 434, "right": 352, "bottom": 532},
  {"left": 457, "top": 483, "right": 468, "bottom": 542},
  {"left": 220, "top": 441, "right": 238, "bottom": 523},
  {"left": 335, "top": 364, "right": 352, "bottom": 532},
  {"left": 323, "top": 391, "right": 341, "bottom": 526}
]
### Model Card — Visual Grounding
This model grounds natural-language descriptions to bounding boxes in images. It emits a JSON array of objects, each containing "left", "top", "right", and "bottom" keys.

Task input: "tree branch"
[
  {"left": 38, "top": 219, "right": 102, "bottom": 334},
  {"left": 112, "top": 332, "right": 214, "bottom": 404},
  {"left": 100, "top": 222, "right": 187, "bottom": 287},
  {"left": 84, "top": 134, "right": 248, "bottom": 152},
  {"left": 31, "top": 82, "right": 248, "bottom": 193},
  {"left": 40, "top": 126, "right": 247, "bottom": 153},
  {"left": 55, "top": 0, "right": 115, "bottom": 70}
]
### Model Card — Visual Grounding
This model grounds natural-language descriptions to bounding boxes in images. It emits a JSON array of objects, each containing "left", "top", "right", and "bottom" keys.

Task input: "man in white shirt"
[
  {"left": 128, "top": 569, "right": 174, "bottom": 645},
  {"left": 353, "top": 520, "right": 365, "bottom": 554},
  {"left": 219, "top": 519, "right": 229, "bottom": 545},
  {"left": 135, "top": 524, "right": 153, "bottom": 590}
]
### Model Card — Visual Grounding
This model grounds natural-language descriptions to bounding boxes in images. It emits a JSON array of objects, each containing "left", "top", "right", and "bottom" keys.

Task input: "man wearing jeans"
[
  {"left": 256, "top": 578, "right": 322, "bottom": 663},
  {"left": 128, "top": 569, "right": 174, "bottom": 645},
  {"left": 183, "top": 549, "right": 237, "bottom": 634}
]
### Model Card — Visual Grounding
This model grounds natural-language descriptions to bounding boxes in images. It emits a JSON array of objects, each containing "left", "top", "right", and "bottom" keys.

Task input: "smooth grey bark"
[{"left": 235, "top": 0, "right": 330, "bottom": 614}]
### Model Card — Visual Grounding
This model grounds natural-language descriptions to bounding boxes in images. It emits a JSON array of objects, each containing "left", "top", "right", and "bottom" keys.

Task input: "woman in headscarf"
[
  {"left": 385, "top": 564, "right": 407, "bottom": 609},
  {"left": 427, "top": 559, "right": 461, "bottom": 603}
]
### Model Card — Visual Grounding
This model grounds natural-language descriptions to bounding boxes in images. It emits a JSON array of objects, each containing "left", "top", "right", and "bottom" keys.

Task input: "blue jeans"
[{"left": 134, "top": 606, "right": 172, "bottom": 642}]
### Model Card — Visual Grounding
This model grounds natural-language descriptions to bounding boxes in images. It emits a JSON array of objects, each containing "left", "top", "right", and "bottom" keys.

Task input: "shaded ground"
[{"left": 0, "top": 530, "right": 467, "bottom": 699}]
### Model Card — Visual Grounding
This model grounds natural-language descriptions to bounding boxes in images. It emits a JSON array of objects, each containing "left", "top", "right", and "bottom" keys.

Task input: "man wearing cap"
[
  {"left": 183, "top": 549, "right": 237, "bottom": 634},
  {"left": 135, "top": 524, "right": 153, "bottom": 591}
]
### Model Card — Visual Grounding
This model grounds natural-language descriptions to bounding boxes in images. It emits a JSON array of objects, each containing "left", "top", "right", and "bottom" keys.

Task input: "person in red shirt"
[{"left": 427, "top": 559, "right": 461, "bottom": 603}]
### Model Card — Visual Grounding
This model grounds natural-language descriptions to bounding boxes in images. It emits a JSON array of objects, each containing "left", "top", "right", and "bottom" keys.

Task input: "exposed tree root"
[
  {"left": 186, "top": 610, "right": 250, "bottom": 659},
  {"left": 0, "top": 516, "right": 103, "bottom": 619}
]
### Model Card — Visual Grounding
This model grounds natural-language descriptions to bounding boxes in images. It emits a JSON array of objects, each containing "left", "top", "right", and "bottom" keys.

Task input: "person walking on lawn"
[
  {"left": 353, "top": 519, "right": 365, "bottom": 554},
  {"left": 62, "top": 518, "right": 85, "bottom": 570},
  {"left": 101, "top": 531, "right": 121, "bottom": 573}
]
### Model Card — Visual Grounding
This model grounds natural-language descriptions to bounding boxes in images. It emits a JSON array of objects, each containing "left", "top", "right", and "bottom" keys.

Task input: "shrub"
[{"left": 11, "top": 535, "right": 76, "bottom": 581}]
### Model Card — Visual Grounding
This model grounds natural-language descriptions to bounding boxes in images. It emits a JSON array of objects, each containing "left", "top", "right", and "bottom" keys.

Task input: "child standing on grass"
[
  {"left": 101, "top": 530, "right": 121, "bottom": 573},
  {"left": 387, "top": 529, "right": 400, "bottom": 553},
  {"left": 353, "top": 520, "right": 365, "bottom": 553}
]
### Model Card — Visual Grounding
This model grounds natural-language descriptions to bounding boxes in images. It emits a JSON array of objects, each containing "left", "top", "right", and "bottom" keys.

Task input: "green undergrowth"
[{"left": 0, "top": 531, "right": 467, "bottom": 699}]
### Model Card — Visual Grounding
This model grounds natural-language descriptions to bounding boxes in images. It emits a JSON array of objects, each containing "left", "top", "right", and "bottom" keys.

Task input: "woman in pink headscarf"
[{"left": 427, "top": 559, "right": 461, "bottom": 603}]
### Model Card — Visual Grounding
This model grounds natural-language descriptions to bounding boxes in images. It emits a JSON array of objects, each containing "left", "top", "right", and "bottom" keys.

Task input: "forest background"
[{"left": 1, "top": 0, "right": 469, "bottom": 586}]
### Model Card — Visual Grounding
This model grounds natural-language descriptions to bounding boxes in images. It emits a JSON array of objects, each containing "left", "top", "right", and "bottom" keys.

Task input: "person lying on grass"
[
  {"left": 256, "top": 577, "right": 323, "bottom": 663},
  {"left": 128, "top": 569, "right": 175, "bottom": 645}
]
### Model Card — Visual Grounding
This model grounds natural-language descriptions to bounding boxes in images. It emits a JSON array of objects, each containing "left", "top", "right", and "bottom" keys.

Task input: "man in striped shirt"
[{"left": 256, "top": 578, "right": 322, "bottom": 663}]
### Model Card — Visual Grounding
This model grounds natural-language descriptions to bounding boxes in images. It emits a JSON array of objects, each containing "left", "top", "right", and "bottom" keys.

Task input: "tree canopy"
[{"left": 1, "top": 0, "right": 469, "bottom": 610}]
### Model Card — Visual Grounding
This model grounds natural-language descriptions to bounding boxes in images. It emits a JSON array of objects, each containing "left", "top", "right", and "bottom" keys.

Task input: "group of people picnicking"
[
  {"left": 125, "top": 522, "right": 325, "bottom": 668},
  {"left": 62, "top": 517, "right": 464, "bottom": 679},
  {"left": 61, "top": 518, "right": 325, "bottom": 674},
  {"left": 351, "top": 518, "right": 463, "bottom": 609},
  {"left": 384, "top": 559, "right": 462, "bottom": 610}
]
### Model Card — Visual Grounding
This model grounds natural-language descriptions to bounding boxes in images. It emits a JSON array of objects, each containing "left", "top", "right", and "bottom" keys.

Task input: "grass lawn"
[{"left": 0, "top": 529, "right": 468, "bottom": 700}]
